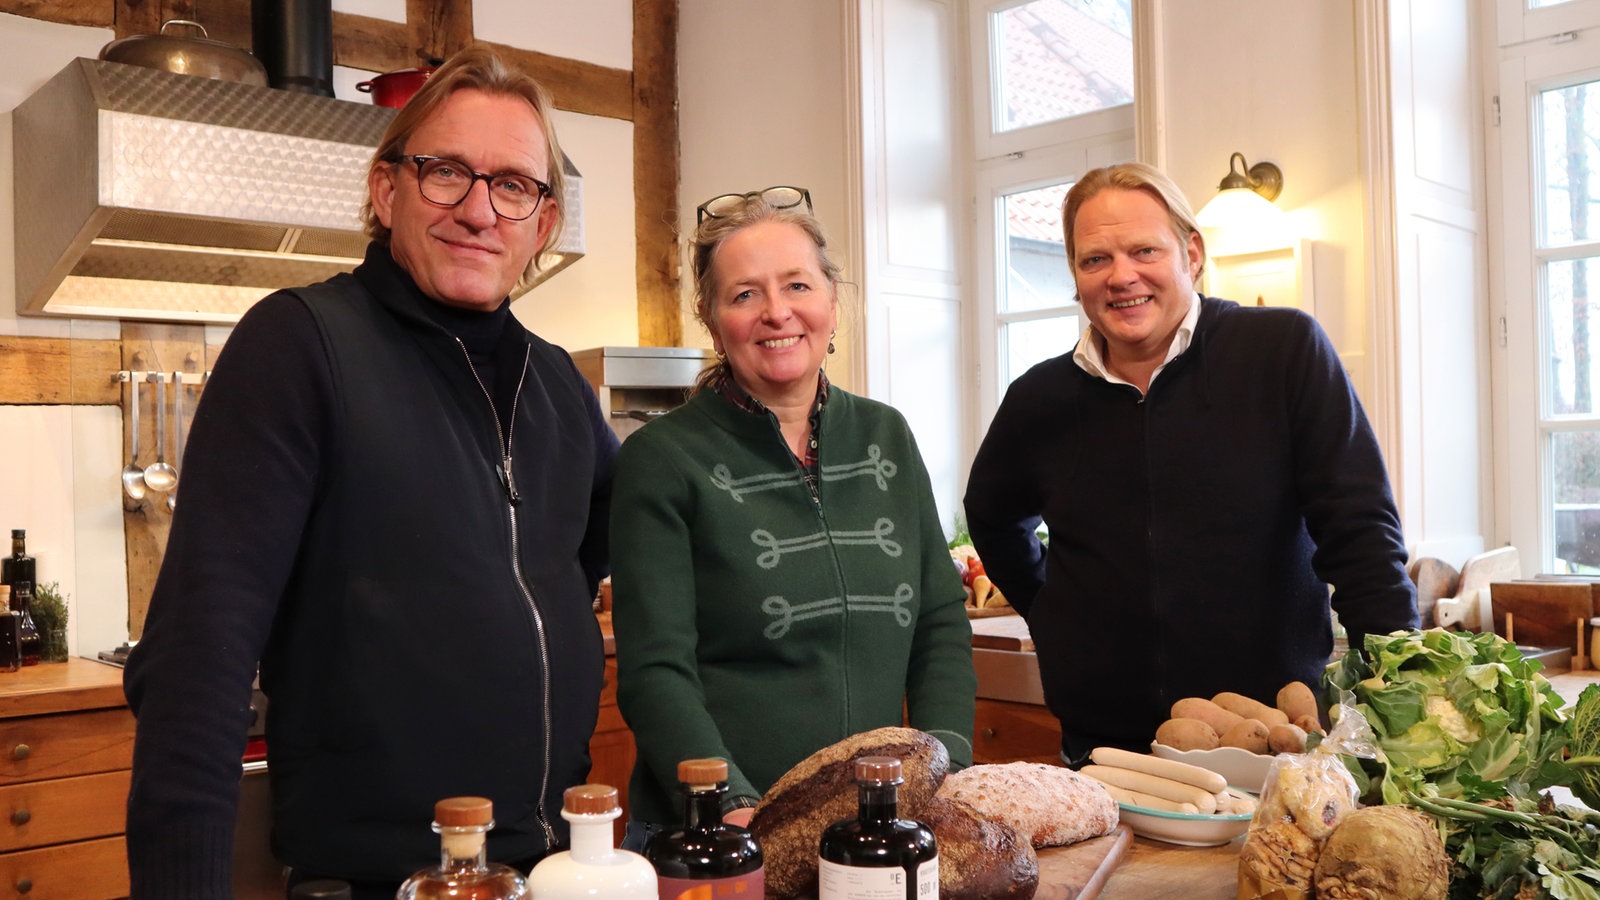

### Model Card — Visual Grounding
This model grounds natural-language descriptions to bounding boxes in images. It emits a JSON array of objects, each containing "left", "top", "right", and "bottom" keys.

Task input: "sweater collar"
[{"left": 350, "top": 241, "right": 514, "bottom": 350}]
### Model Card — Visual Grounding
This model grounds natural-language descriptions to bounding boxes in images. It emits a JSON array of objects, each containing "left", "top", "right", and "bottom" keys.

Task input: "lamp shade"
[{"left": 1196, "top": 187, "right": 1291, "bottom": 257}]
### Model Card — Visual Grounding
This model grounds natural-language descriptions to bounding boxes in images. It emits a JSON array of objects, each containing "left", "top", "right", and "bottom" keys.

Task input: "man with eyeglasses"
[{"left": 123, "top": 47, "right": 619, "bottom": 899}]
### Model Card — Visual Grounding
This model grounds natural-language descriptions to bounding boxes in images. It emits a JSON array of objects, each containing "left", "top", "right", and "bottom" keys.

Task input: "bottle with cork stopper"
[
  {"left": 396, "top": 796, "right": 531, "bottom": 899},
  {"left": 645, "top": 758, "right": 763, "bottom": 897},
  {"left": 818, "top": 756, "right": 939, "bottom": 900},
  {"left": 526, "top": 783, "right": 656, "bottom": 898}
]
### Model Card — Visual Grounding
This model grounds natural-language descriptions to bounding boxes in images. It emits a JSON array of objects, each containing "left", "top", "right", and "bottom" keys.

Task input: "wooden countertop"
[{"left": 0, "top": 656, "right": 126, "bottom": 718}]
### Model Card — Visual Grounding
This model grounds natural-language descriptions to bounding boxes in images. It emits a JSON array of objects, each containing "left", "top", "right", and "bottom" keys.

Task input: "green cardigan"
[{"left": 610, "top": 387, "right": 976, "bottom": 827}]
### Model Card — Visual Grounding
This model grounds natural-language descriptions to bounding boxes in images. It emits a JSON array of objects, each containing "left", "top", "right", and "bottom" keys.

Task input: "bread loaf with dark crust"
[
  {"left": 920, "top": 796, "right": 1039, "bottom": 899},
  {"left": 750, "top": 726, "right": 950, "bottom": 900}
]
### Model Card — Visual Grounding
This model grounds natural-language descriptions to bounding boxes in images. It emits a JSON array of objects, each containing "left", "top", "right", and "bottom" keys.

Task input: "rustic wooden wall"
[{"left": 0, "top": 0, "right": 682, "bottom": 635}]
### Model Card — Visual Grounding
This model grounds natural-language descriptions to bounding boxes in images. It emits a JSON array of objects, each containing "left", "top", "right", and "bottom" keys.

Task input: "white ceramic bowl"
[
  {"left": 1117, "top": 788, "right": 1255, "bottom": 847},
  {"left": 1150, "top": 741, "right": 1275, "bottom": 793}
]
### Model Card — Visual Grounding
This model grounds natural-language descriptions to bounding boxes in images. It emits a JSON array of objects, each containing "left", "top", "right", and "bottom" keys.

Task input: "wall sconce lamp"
[{"left": 1195, "top": 152, "right": 1291, "bottom": 256}]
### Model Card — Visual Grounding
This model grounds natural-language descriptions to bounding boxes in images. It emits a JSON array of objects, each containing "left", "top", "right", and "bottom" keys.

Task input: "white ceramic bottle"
[{"left": 527, "top": 784, "right": 657, "bottom": 898}]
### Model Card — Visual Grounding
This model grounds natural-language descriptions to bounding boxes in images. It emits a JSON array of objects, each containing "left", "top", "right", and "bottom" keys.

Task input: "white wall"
[
  {"left": 0, "top": 0, "right": 641, "bottom": 654},
  {"left": 676, "top": 0, "right": 858, "bottom": 391}
]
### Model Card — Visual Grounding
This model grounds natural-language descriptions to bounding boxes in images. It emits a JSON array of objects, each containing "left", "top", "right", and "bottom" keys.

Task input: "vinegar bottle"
[
  {"left": 0, "top": 530, "right": 34, "bottom": 597},
  {"left": 527, "top": 784, "right": 656, "bottom": 898},
  {"left": 818, "top": 756, "right": 939, "bottom": 900},
  {"left": 395, "top": 796, "right": 531, "bottom": 900},
  {"left": 9, "top": 584, "right": 40, "bottom": 667},
  {"left": 645, "top": 758, "right": 764, "bottom": 898}
]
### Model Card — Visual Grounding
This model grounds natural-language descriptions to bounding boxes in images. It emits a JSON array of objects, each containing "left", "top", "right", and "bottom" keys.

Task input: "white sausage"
[
  {"left": 1098, "top": 782, "right": 1200, "bottom": 814},
  {"left": 1089, "top": 746, "right": 1229, "bottom": 794},
  {"left": 1081, "top": 765, "right": 1218, "bottom": 814}
]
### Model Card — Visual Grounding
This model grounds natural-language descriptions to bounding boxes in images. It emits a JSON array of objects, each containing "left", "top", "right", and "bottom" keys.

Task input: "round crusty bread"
[
  {"left": 751, "top": 727, "right": 950, "bottom": 900},
  {"left": 920, "top": 795, "right": 1040, "bottom": 899},
  {"left": 936, "top": 761, "right": 1119, "bottom": 848}
]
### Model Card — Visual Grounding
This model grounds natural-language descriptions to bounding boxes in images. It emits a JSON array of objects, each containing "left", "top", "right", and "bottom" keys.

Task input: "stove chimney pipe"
[{"left": 252, "top": 0, "right": 334, "bottom": 97}]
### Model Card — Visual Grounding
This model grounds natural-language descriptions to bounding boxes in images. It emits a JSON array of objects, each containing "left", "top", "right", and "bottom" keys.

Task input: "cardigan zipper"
[{"left": 454, "top": 337, "right": 558, "bottom": 850}]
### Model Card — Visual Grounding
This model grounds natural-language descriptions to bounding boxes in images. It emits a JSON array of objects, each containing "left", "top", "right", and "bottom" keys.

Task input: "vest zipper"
[{"left": 455, "top": 338, "right": 557, "bottom": 850}]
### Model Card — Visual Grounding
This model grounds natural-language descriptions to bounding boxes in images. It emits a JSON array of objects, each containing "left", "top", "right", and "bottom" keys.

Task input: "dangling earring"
[{"left": 827, "top": 331, "right": 837, "bottom": 355}]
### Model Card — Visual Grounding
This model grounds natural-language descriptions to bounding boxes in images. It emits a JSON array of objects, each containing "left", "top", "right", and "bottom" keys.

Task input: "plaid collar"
[{"left": 708, "top": 365, "right": 831, "bottom": 468}]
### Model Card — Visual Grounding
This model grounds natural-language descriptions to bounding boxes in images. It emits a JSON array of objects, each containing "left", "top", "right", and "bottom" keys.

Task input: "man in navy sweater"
[{"left": 965, "top": 162, "right": 1418, "bottom": 763}]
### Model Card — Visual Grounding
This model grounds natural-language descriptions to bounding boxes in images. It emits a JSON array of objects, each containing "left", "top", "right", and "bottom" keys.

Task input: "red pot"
[{"left": 356, "top": 67, "right": 434, "bottom": 108}]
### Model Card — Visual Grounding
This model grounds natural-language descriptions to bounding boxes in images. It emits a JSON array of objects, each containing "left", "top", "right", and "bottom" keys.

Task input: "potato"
[
  {"left": 1155, "top": 717, "right": 1221, "bottom": 751},
  {"left": 1220, "top": 718, "right": 1271, "bottom": 754},
  {"left": 1276, "top": 681, "right": 1319, "bottom": 724},
  {"left": 1268, "top": 722, "right": 1308, "bottom": 754},
  {"left": 1294, "top": 713, "right": 1325, "bottom": 736},
  {"left": 1171, "top": 697, "right": 1244, "bottom": 736},
  {"left": 1213, "top": 691, "right": 1290, "bottom": 727}
]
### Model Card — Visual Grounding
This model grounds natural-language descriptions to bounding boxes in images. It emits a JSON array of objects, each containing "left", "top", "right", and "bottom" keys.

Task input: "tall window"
[
  {"left": 970, "top": 0, "right": 1134, "bottom": 423},
  {"left": 1497, "top": 2, "right": 1600, "bottom": 571}
]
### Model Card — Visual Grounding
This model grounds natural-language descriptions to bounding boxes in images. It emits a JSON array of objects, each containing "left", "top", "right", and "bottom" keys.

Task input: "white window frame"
[
  {"left": 967, "top": 0, "right": 1137, "bottom": 161},
  {"left": 1497, "top": 0, "right": 1600, "bottom": 45},
  {"left": 965, "top": 0, "right": 1138, "bottom": 433},
  {"left": 1495, "top": 21, "right": 1600, "bottom": 571}
]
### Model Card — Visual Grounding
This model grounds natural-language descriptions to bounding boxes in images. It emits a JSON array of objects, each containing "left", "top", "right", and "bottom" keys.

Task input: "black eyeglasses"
[
  {"left": 396, "top": 155, "right": 552, "bottom": 221},
  {"left": 696, "top": 186, "right": 813, "bottom": 224}
]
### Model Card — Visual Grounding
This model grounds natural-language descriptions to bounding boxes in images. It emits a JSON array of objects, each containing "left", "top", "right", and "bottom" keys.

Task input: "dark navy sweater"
[{"left": 965, "top": 297, "right": 1418, "bottom": 759}]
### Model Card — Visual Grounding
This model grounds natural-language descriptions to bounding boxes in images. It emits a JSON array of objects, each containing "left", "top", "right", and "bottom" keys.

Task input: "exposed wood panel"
[
  {"left": 112, "top": 0, "right": 190, "bottom": 40},
  {"left": 120, "top": 323, "right": 205, "bottom": 641},
  {"left": 0, "top": 0, "right": 111, "bottom": 28},
  {"left": 0, "top": 336, "right": 117, "bottom": 405},
  {"left": 632, "top": 0, "right": 681, "bottom": 347},
  {"left": 332, "top": 11, "right": 418, "bottom": 74},
  {"left": 407, "top": 0, "right": 472, "bottom": 64},
  {"left": 489, "top": 42, "right": 635, "bottom": 121}
]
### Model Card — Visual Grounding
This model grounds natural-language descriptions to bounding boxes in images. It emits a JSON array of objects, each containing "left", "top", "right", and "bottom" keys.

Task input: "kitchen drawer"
[
  {"left": 0, "top": 708, "right": 135, "bottom": 785},
  {"left": 0, "top": 770, "right": 131, "bottom": 851},
  {"left": 0, "top": 834, "right": 129, "bottom": 899},
  {"left": 973, "top": 699, "right": 1063, "bottom": 765}
]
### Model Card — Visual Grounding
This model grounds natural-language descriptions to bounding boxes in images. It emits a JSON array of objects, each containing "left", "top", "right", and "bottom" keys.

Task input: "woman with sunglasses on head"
[{"left": 609, "top": 187, "right": 976, "bottom": 847}]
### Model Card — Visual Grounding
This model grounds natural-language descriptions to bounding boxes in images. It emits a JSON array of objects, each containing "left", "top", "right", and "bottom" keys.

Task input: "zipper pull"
[{"left": 497, "top": 458, "right": 522, "bottom": 505}]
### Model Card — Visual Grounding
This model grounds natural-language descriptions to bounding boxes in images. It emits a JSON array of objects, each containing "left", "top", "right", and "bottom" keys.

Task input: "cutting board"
[
  {"left": 1036, "top": 825, "right": 1135, "bottom": 899},
  {"left": 970, "top": 614, "right": 1034, "bottom": 651}
]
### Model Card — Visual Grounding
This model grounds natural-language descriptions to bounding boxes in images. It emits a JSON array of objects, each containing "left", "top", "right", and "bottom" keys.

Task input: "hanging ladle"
[
  {"left": 143, "top": 372, "right": 178, "bottom": 494},
  {"left": 166, "top": 371, "right": 186, "bottom": 511},
  {"left": 121, "top": 374, "right": 147, "bottom": 500}
]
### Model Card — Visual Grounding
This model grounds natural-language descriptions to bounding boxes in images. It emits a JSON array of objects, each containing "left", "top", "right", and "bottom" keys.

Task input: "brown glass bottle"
[
  {"left": 0, "top": 530, "right": 34, "bottom": 598},
  {"left": 818, "top": 756, "right": 938, "bottom": 900},
  {"left": 644, "top": 758, "right": 764, "bottom": 899},
  {"left": 395, "top": 797, "right": 531, "bottom": 900}
]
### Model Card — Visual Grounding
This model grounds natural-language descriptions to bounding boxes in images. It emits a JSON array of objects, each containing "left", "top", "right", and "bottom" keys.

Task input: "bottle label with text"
[{"left": 817, "top": 857, "right": 938, "bottom": 900}]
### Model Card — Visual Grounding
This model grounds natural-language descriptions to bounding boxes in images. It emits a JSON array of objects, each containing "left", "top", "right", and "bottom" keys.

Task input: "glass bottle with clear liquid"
[
  {"left": 818, "top": 756, "right": 938, "bottom": 900},
  {"left": 396, "top": 796, "right": 531, "bottom": 900},
  {"left": 645, "top": 758, "right": 764, "bottom": 898},
  {"left": 527, "top": 784, "right": 656, "bottom": 898}
]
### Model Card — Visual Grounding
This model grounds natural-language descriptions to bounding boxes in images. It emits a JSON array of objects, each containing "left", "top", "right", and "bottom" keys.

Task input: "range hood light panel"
[{"left": 13, "top": 58, "right": 583, "bottom": 325}]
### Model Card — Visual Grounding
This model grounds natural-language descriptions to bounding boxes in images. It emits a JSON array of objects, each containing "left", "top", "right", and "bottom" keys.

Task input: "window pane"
[
  {"left": 1546, "top": 255, "right": 1600, "bottom": 415},
  {"left": 1002, "top": 182, "right": 1073, "bottom": 312},
  {"left": 1538, "top": 77, "right": 1599, "bottom": 246},
  {"left": 1004, "top": 316, "right": 1079, "bottom": 387},
  {"left": 993, "top": 0, "right": 1133, "bottom": 133},
  {"left": 1552, "top": 430, "right": 1600, "bottom": 573}
]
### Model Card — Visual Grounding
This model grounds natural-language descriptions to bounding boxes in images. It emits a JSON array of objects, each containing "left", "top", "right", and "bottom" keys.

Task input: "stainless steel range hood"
[{"left": 12, "top": 58, "right": 584, "bottom": 324}]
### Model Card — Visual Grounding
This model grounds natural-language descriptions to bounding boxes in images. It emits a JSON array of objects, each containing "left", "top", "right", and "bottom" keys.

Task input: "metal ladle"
[
  {"left": 167, "top": 372, "right": 186, "bottom": 511},
  {"left": 121, "top": 374, "right": 147, "bottom": 500},
  {"left": 143, "top": 372, "right": 178, "bottom": 493}
]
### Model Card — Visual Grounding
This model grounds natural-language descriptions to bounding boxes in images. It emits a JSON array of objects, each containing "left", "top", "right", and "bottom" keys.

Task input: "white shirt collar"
[{"left": 1073, "top": 291, "right": 1202, "bottom": 391}]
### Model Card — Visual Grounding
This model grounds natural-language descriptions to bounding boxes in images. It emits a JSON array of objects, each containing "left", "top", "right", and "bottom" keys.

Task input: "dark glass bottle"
[
  {"left": 818, "top": 756, "right": 939, "bottom": 900},
  {"left": 0, "top": 586, "right": 20, "bottom": 672},
  {"left": 396, "top": 797, "right": 531, "bottom": 900},
  {"left": 0, "top": 530, "right": 34, "bottom": 597},
  {"left": 9, "top": 584, "right": 40, "bottom": 667},
  {"left": 645, "top": 758, "right": 764, "bottom": 898}
]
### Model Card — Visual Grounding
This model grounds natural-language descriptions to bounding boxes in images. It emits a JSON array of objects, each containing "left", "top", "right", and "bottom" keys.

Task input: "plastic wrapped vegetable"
[
  {"left": 1323, "top": 628, "right": 1569, "bottom": 805},
  {"left": 1236, "top": 695, "right": 1375, "bottom": 900}
]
